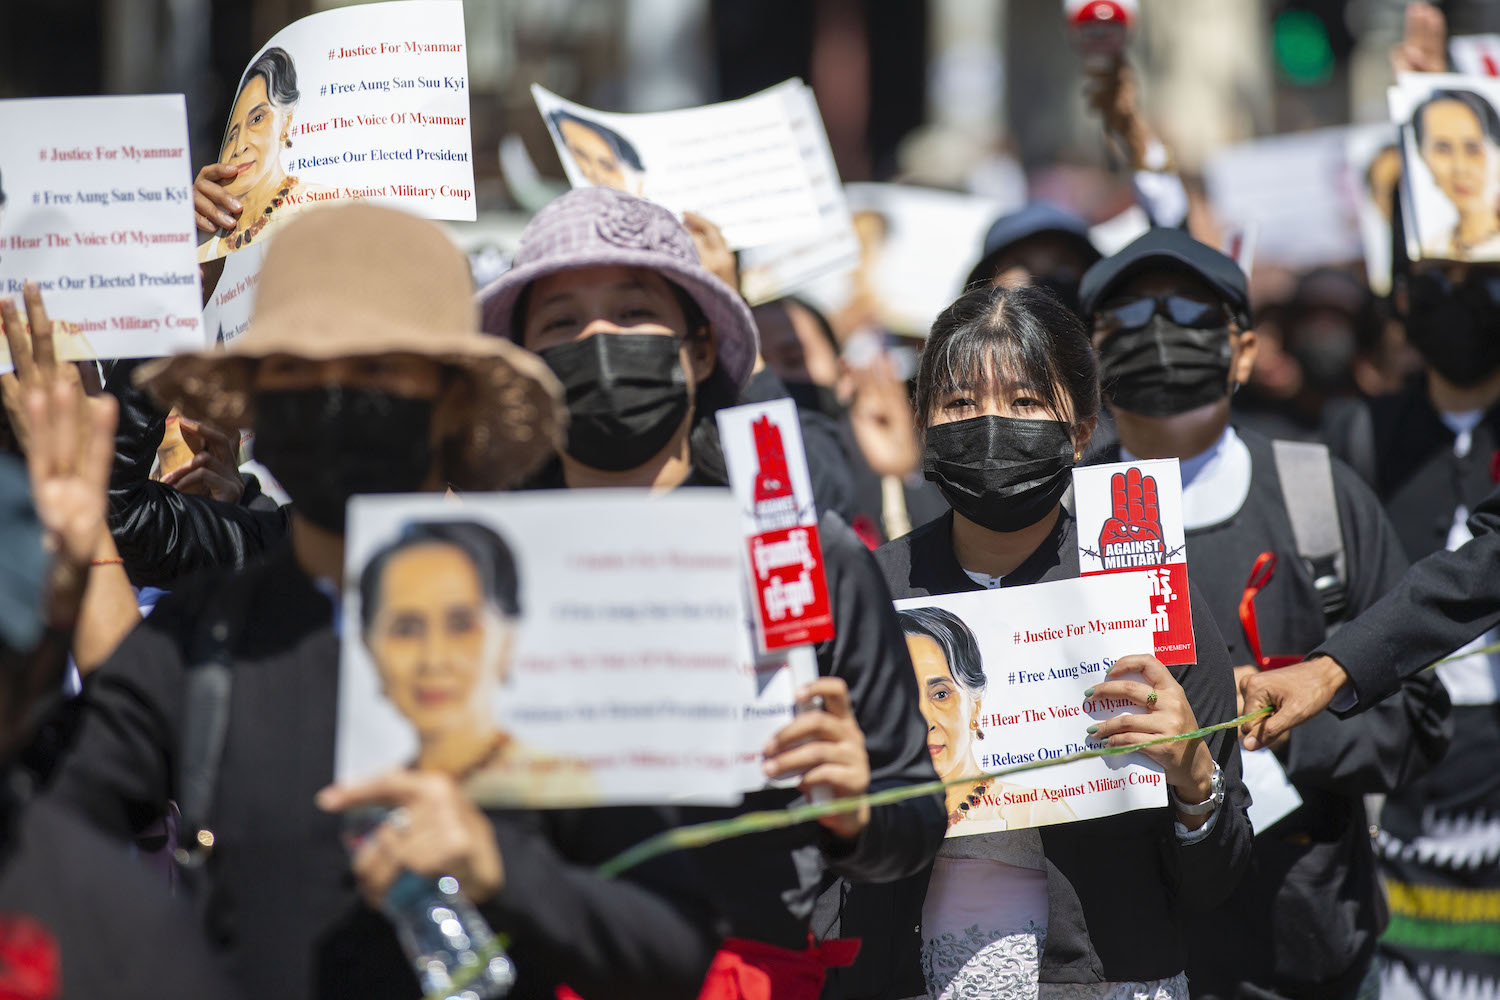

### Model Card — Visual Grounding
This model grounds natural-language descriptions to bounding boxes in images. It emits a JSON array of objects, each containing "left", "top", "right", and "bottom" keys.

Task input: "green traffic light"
[{"left": 1273, "top": 9, "right": 1335, "bottom": 86}]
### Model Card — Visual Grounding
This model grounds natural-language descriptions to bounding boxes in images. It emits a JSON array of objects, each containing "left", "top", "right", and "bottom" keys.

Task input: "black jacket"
[
  {"left": 43, "top": 542, "right": 719, "bottom": 1000},
  {"left": 668, "top": 510, "right": 946, "bottom": 949},
  {"left": 103, "top": 359, "right": 288, "bottom": 589},
  {"left": 822, "top": 508, "right": 1252, "bottom": 996},
  {"left": 0, "top": 789, "right": 232, "bottom": 1000},
  {"left": 1101, "top": 429, "right": 1452, "bottom": 998}
]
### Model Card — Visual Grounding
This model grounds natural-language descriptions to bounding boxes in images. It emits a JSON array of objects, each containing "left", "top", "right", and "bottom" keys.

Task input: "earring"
[
  {"left": 970, "top": 716, "right": 984, "bottom": 740},
  {"left": 282, "top": 131, "right": 292, "bottom": 148}
]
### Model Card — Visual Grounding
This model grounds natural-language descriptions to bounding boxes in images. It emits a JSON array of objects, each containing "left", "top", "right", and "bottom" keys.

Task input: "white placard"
[
  {"left": 1345, "top": 123, "right": 1401, "bottom": 296},
  {"left": 1072, "top": 458, "right": 1196, "bottom": 666},
  {"left": 1389, "top": 73, "right": 1500, "bottom": 262},
  {"left": 896, "top": 573, "right": 1168, "bottom": 837},
  {"left": 0, "top": 95, "right": 202, "bottom": 368},
  {"left": 800, "top": 183, "right": 1016, "bottom": 339},
  {"left": 1204, "top": 125, "right": 1366, "bottom": 269},
  {"left": 338, "top": 491, "right": 750, "bottom": 808},
  {"left": 1450, "top": 35, "right": 1500, "bottom": 78},
  {"left": 737, "top": 82, "right": 860, "bottom": 305},
  {"left": 200, "top": 0, "right": 474, "bottom": 267},
  {"left": 1242, "top": 747, "right": 1303, "bottom": 834},
  {"left": 531, "top": 82, "right": 820, "bottom": 250}
]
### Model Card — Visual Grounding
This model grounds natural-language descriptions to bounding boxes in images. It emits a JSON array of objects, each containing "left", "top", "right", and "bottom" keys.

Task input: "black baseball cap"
[
  {"left": 965, "top": 203, "right": 1101, "bottom": 289},
  {"left": 1079, "top": 227, "right": 1251, "bottom": 327},
  {"left": 0, "top": 455, "right": 46, "bottom": 655}
]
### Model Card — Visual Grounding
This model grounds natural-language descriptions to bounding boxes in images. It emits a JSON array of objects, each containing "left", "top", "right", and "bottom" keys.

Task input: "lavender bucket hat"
[{"left": 477, "top": 187, "right": 759, "bottom": 390}]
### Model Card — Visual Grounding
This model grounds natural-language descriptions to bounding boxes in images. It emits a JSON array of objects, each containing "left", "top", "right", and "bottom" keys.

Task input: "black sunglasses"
[{"left": 1093, "top": 294, "right": 1231, "bottom": 334}]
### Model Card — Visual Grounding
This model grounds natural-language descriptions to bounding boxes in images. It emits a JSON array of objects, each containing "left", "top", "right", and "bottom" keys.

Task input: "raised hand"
[
  {"left": 682, "top": 212, "right": 739, "bottom": 293},
  {"left": 1392, "top": 2, "right": 1447, "bottom": 75},
  {"left": 1, "top": 285, "right": 90, "bottom": 456},
  {"left": 160, "top": 416, "right": 246, "bottom": 504},
  {"left": 848, "top": 353, "right": 921, "bottom": 479},
  {"left": 1100, "top": 467, "right": 1163, "bottom": 551}
]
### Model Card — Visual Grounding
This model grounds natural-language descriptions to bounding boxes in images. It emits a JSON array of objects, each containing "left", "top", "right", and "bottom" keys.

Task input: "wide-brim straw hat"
[
  {"left": 138, "top": 202, "right": 565, "bottom": 490},
  {"left": 476, "top": 187, "right": 759, "bottom": 390}
]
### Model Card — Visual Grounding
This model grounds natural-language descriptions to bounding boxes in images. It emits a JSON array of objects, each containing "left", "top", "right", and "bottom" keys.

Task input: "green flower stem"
[{"left": 597, "top": 706, "right": 1274, "bottom": 879}]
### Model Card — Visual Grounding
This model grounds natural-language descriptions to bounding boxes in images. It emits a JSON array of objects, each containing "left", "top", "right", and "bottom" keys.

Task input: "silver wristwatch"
[{"left": 1168, "top": 761, "right": 1224, "bottom": 816}]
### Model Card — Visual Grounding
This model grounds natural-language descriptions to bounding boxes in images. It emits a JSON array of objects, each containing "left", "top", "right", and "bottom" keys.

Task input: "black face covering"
[
  {"left": 539, "top": 333, "right": 691, "bottom": 472},
  {"left": 923, "top": 415, "right": 1076, "bottom": 533},
  {"left": 253, "top": 387, "right": 435, "bottom": 533},
  {"left": 1405, "top": 284, "right": 1500, "bottom": 388},
  {"left": 1097, "top": 316, "right": 1235, "bottom": 417},
  {"left": 784, "top": 380, "right": 844, "bottom": 421}
]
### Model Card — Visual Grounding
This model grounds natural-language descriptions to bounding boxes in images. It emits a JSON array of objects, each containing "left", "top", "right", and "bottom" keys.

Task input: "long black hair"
[
  {"left": 914, "top": 282, "right": 1099, "bottom": 436},
  {"left": 898, "top": 606, "right": 986, "bottom": 696}
]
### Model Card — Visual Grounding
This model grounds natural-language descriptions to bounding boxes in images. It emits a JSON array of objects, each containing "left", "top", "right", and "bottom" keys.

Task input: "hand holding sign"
[
  {"left": 761, "top": 677, "right": 871, "bottom": 840},
  {"left": 1086, "top": 654, "right": 1214, "bottom": 818},
  {"left": 1100, "top": 467, "right": 1163, "bottom": 551}
]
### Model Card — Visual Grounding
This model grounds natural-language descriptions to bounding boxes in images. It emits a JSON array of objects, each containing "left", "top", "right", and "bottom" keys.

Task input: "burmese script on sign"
[
  {"left": 0, "top": 94, "right": 202, "bottom": 369},
  {"left": 894, "top": 573, "right": 1168, "bottom": 838}
]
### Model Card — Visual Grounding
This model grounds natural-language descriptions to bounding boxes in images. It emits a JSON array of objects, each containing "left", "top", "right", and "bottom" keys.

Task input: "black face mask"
[
  {"left": 1405, "top": 273, "right": 1500, "bottom": 387},
  {"left": 1097, "top": 316, "right": 1234, "bottom": 417},
  {"left": 539, "top": 333, "right": 691, "bottom": 472},
  {"left": 253, "top": 387, "right": 435, "bottom": 533},
  {"left": 784, "top": 380, "right": 844, "bottom": 421},
  {"left": 923, "top": 415, "right": 1076, "bottom": 533}
]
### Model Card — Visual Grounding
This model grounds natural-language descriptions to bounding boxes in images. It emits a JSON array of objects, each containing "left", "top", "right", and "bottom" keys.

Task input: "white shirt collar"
[{"left": 1121, "top": 425, "right": 1252, "bottom": 531}]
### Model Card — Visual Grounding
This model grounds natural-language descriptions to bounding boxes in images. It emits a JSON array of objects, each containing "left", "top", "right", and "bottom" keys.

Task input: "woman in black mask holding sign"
[
  {"left": 479, "top": 186, "right": 943, "bottom": 998},
  {"left": 823, "top": 282, "right": 1250, "bottom": 1000}
]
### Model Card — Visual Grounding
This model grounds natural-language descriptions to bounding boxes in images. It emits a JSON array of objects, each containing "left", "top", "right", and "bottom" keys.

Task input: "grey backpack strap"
[
  {"left": 174, "top": 573, "right": 253, "bottom": 868},
  {"left": 1272, "top": 440, "right": 1349, "bottom": 631}
]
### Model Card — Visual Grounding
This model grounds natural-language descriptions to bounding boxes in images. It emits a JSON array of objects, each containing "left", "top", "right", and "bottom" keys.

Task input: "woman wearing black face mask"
[
  {"left": 822, "top": 283, "right": 1250, "bottom": 1000},
  {"left": 479, "top": 186, "right": 944, "bottom": 998}
]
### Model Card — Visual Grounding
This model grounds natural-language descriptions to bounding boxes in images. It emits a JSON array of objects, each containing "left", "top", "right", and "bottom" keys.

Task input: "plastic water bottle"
[
  {"left": 382, "top": 871, "right": 516, "bottom": 1000},
  {"left": 344, "top": 807, "right": 515, "bottom": 999}
]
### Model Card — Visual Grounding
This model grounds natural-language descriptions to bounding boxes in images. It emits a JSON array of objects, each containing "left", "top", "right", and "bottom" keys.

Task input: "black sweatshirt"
[
  {"left": 42, "top": 542, "right": 719, "bottom": 1000},
  {"left": 1103, "top": 428, "right": 1452, "bottom": 998},
  {"left": 666, "top": 509, "right": 947, "bottom": 949},
  {"left": 821, "top": 508, "right": 1252, "bottom": 997}
]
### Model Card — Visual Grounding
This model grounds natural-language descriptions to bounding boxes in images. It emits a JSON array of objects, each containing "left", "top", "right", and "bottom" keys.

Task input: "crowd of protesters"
[{"left": 4, "top": 4, "right": 1500, "bottom": 1000}]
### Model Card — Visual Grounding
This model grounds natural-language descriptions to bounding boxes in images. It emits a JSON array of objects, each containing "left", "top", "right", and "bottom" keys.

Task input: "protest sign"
[
  {"left": 895, "top": 573, "right": 1168, "bottom": 837},
  {"left": 717, "top": 399, "right": 835, "bottom": 652},
  {"left": 1073, "top": 459, "right": 1196, "bottom": 666},
  {"left": 1242, "top": 747, "right": 1303, "bottom": 834},
  {"left": 531, "top": 81, "right": 821, "bottom": 250},
  {"left": 737, "top": 81, "right": 860, "bottom": 305},
  {"left": 1345, "top": 123, "right": 1401, "bottom": 295},
  {"left": 1450, "top": 35, "right": 1500, "bottom": 78},
  {"left": 338, "top": 491, "right": 749, "bottom": 809},
  {"left": 0, "top": 94, "right": 201, "bottom": 368},
  {"left": 1390, "top": 73, "right": 1500, "bottom": 263},
  {"left": 201, "top": 0, "right": 475, "bottom": 343},
  {"left": 718, "top": 399, "right": 834, "bottom": 793},
  {"left": 200, "top": 0, "right": 474, "bottom": 265},
  {"left": 1204, "top": 126, "right": 1365, "bottom": 269},
  {"left": 801, "top": 183, "right": 1015, "bottom": 339}
]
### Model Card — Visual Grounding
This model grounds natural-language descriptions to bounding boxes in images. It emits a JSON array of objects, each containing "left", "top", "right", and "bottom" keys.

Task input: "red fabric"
[
  {"left": 0, "top": 916, "right": 60, "bottom": 1000},
  {"left": 849, "top": 514, "right": 882, "bottom": 551},
  {"left": 1489, "top": 449, "right": 1500, "bottom": 485},
  {"left": 695, "top": 936, "right": 861, "bottom": 1000},
  {"left": 555, "top": 937, "right": 859, "bottom": 1000},
  {"left": 1237, "top": 552, "right": 1302, "bottom": 671}
]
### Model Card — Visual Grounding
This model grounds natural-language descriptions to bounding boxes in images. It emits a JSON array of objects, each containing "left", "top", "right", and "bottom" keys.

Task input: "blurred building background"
[{"left": 5, "top": 0, "right": 1500, "bottom": 219}]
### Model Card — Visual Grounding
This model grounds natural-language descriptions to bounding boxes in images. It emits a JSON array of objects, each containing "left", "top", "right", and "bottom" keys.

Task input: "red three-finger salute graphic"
[
  {"left": 1099, "top": 467, "right": 1165, "bottom": 567},
  {"left": 1075, "top": 459, "right": 1196, "bottom": 665}
]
